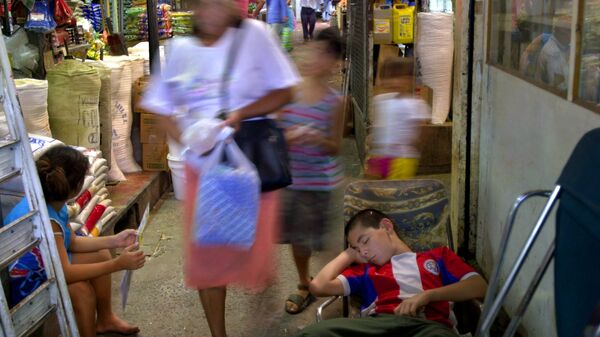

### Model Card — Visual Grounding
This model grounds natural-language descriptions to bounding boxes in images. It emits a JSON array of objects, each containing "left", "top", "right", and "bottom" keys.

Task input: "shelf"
[{"left": 66, "top": 43, "right": 90, "bottom": 54}]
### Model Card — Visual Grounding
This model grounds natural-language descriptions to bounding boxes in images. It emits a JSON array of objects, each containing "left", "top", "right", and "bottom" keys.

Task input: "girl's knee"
[
  {"left": 68, "top": 281, "right": 96, "bottom": 309},
  {"left": 98, "top": 249, "right": 112, "bottom": 262}
]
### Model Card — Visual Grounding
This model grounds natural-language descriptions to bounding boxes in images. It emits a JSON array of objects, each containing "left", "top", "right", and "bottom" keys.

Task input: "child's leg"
[
  {"left": 291, "top": 244, "right": 312, "bottom": 286},
  {"left": 198, "top": 287, "right": 227, "bottom": 337},
  {"left": 71, "top": 250, "right": 139, "bottom": 335},
  {"left": 68, "top": 281, "right": 96, "bottom": 337}
]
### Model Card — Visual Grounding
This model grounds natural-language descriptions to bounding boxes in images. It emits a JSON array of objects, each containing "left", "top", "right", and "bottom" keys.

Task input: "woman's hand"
[
  {"left": 112, "top": 229, "right": 138, "bottom": 249},
  {"left": 116, "top": 244, "right": 146, "bottom": 270},
  {"left": 222, "top": 110, "right": 243, "bottom": 131},
  {"left": 394, "top": 291, "right": 431, "bottom": 317}
]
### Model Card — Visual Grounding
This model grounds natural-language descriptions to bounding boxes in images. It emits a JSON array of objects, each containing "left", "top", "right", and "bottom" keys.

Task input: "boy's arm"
[
  {"left": 309, "top": 248, "right": 361, "bottom": 297},
  {"left": 394, "top": 274, "right": 487, "bottom": 317}
]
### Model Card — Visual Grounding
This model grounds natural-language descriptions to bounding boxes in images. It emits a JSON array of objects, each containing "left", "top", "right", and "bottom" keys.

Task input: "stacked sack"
[
  {"left": 27, "top": 134, "right": 116, "bottom": 236},
  {"left": 128, "top": 41, "right": 165, "bottom": 76},
  {"left": 67, "top": 148, "right": 117, "bottom": 236},
  {"left": 102, "top": 56, "right": 143, "bottom": 175},
  {"left": 15, "top": 79, "right": 52, "bottom": 137},
  {"left": 47, "top": 59, "right": 101, "bottom": 149},
  {"left": 415, "top": 12, "right": 454, "bottom": 124}
]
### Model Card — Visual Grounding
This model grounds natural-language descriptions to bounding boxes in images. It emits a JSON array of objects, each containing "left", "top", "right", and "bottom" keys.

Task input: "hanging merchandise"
[
  {"left": 4, "top": 27, "right": 39, "bottom": 77},
  {"left": 415, "top": 12, "right": 453, "bottom": 124},
  {"left": 54, "top": 0, "right": 74, "bottom": 26},
  {"left": 25, "top": 0, "right": 57, "bottom": 33},
  {"left": 82, "top": 3, "right": 103, "bottom": 31},
  {"left": 15, "top": 79, "right": 52, "bottom": 137},
  {"left": 102, "top": 56, "right": 142, "bottom": 173},
  {"left": 392, "top": 4, "right": 415, "bottom": 44},
  {"left": 47, "top": 60, "right": 101, "bottom": 148}
]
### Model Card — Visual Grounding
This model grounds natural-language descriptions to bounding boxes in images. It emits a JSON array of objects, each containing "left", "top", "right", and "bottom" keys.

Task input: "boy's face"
[{"left": 347, "top": 219, "right": 397, "bottom": 266}]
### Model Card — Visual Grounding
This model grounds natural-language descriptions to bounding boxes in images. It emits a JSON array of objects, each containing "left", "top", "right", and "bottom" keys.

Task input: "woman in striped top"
[{"left": 278, "top": 27, "right": 345, "bottom": 314}]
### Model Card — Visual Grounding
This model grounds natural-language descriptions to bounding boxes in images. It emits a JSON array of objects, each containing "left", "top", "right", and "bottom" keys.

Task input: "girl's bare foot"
[{"left": 96, "top": 314, "right": 140, "bottom": 335}]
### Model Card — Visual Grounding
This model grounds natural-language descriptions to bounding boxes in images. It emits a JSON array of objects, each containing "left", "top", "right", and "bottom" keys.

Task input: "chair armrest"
[
  {"left": 454, "top": 299, "right": 484, "bottom": 335},
  {"left": 316, "top": 296, "right": 340, "bottom": 323}
]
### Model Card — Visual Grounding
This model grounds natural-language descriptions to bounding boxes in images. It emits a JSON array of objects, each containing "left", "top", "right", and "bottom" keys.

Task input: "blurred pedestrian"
[
  {"left": 253, "top": 0, "right": 288, "bottom": 39},
  {"left": 278, "top": 27, "right": 345, "bottom": 314},
  {"left": 140, "top": 1, "right": 300, "bottom": 336},
  {"left": 300, "top": 0, "right": 318, "bottom": 41}
]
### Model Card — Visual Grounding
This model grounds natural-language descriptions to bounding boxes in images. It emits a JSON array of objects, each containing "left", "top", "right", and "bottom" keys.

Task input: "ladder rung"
[
  {"left": 0, "top": 169, "right": 20, "bottom": 186},
  {"left": 0, "top": 139, "right": 18, "bottom": 181},
  {"left": 0, "top": 211, "right": 40, "bottom": 269},
  {"left": 9, "top": 278, "right": 56, "bottom": 337}
]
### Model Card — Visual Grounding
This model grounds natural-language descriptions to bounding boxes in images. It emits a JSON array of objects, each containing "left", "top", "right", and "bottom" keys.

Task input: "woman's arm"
[{"left": 224, "top": 87, "right": 294, "bottom": 129}]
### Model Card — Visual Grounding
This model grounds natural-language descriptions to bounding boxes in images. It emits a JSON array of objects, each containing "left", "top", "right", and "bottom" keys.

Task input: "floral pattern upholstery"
[{"left": 344, "top": 179, "right": 451, "bottom": 252}]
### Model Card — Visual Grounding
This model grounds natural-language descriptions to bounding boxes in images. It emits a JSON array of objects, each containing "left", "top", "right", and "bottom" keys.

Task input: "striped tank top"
[{"left": 279, "top": 89, "right": 344, "bottom": 191}]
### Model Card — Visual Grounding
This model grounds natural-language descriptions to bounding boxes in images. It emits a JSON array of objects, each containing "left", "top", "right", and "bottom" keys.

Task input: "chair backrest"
[{"left": 343, "top": 179, "right": 451, "bottom": 252}]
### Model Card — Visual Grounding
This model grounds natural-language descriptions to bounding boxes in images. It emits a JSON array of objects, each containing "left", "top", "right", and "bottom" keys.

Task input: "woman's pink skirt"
[{"left": 183, "top": 164, "right": 279, "bottom": 291}]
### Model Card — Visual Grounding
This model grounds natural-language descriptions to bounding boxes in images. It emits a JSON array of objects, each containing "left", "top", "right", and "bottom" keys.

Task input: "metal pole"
[
  {"left": 147, "top": 0, "right": 161, "bottom": 74},
  {"left": 118, "top": 0, "right": 124, "bottom": 33}
]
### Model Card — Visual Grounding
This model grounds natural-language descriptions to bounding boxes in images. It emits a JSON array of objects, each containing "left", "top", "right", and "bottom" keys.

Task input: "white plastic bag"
[{"left": 186, "top": 134, "right": 260, "bottom": 250}]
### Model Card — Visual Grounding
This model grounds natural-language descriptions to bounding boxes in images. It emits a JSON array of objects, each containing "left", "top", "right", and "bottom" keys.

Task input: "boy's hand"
[
  {"left": 344, "top": 247, "right": 368, "bottom": 264},
  {"left": 112, "top": 229, "right": 138, "bottom": 248},
  {"left": 394, "top": 291, "right": 431, "bottom": 317},
  {"left": 116, "top": 244, "right": 146, "bottom": 270}
]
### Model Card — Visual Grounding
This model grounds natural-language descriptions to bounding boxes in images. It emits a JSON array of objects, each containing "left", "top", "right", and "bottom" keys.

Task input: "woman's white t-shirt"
[{"left": 140, "top": 19, "right": 300, "bottom": 128}]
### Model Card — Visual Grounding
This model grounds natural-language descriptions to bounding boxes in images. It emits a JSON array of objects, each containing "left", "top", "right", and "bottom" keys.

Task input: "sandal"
[{"left": 285, "top": 284, "right": 316, "bottom": 315}]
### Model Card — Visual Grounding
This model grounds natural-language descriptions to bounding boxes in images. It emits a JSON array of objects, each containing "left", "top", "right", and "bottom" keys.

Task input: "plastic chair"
[
  {"left": 316, "top": 179, "right": 455, "bottom": 320},
  {"left": 475, "top": 128, "right": 600, "bottom": 337}
]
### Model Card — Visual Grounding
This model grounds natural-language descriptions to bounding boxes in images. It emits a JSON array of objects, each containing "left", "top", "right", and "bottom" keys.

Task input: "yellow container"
[{"left": 392, "top": 4, "right": 415, "bottom": 44}]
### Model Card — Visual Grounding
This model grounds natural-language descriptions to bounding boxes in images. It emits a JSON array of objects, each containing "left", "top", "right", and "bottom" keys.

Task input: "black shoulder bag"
[{"left": 219, "top": 20, "right": 292, "bottom": 192}]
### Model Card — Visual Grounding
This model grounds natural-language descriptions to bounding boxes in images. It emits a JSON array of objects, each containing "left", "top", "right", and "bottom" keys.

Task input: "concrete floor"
[{"left": 102, "top": 22, "right": 451, "bottom": 337}]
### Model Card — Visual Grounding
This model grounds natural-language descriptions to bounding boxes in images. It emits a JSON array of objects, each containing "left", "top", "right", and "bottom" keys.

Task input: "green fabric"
[{"left": 295, "top": 314, "right": 458, "bottom": 337}]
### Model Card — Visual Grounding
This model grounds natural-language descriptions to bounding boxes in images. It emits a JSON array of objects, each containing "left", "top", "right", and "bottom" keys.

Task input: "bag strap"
[{"left": 218, "top": 20, "right": 247, "bottom": 118}]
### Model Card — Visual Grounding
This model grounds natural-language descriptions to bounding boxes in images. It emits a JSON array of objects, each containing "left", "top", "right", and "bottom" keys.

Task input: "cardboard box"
[
  {"left": 140, "top": 113, "right": 166, "bottom": 144},
  {"left": 132, "top": 76, "right": 151, "bottom": 113},
  {"left": 415, "top": 85, "right": 433, "bottom": 108},
  {"left": 142, "top": 143, "right": 169, "bottom": 171}
]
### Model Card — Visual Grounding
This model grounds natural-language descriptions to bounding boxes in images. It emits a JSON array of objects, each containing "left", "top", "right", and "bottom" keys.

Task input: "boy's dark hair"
[
  {"left": 37, "top": 146, "right": 90, "bottom": 202},
  {"left": 380, "top": 57, "right": 414, "bottom": 79},
  {"left": 344, "top": 209, "right": 395, "bottom": 238},
  {"left": 315, "top": 27, "right": 345, "bottom": 59}
]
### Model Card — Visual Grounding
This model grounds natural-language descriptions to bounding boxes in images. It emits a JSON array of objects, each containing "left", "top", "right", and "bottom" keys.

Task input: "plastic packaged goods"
[
  {"left": 25, "top": 0, "right": 56, "bottom": 33},
  {"left": 415, "top": 12, "right": 454, "bottom": 124}
]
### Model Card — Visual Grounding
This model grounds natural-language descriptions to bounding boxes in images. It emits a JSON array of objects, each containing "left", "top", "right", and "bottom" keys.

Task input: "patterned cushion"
[{"left": 344, "top": 179, "right": 450, "bottom": 252}]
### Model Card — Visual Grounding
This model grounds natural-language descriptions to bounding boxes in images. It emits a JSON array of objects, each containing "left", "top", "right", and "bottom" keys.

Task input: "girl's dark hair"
[
  {"left": 344, "top": 209, "right": 395, "bottom": 238},
  {"left": 37, "top": 146, "right": 90, "bottom": 202},
  {"left": 315, "top": 27, "right": 345, "bottom": 59}
]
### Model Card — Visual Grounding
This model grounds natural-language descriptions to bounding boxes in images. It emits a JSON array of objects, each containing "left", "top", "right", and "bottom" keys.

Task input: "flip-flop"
[{"left": 285, "top": 284, "right": 316, "bottom": 315}]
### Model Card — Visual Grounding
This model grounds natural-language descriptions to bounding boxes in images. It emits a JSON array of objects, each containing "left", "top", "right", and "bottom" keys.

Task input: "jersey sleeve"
[
  {"left": 337, "top": 263, "right": 368, "bottom": 297},
  {"left": 433, "top": 247, "right": 479, "bottom": 286}
]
